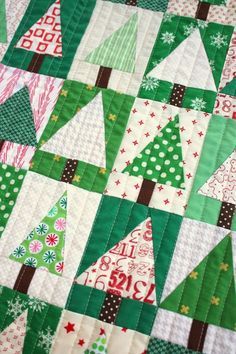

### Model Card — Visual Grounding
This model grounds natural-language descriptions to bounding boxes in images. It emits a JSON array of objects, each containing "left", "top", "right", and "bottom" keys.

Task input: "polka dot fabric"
[
  {"left": 123, "top": 115, "right": 185, "bottom": 189},
  {"left": 0, "top": 163, "right": 26, "bottom": 237}
]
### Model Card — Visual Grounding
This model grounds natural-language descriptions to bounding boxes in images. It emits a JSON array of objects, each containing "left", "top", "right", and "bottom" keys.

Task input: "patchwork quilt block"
[{"left": 0, "top": 0, "right": 235, "bottom": 353}]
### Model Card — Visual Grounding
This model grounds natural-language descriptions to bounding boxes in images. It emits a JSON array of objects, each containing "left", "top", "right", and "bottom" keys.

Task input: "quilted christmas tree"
[
  {"left": 41, "top": 92, "right": 106, "bottom": 169},
  {"left": 123, "top": 115, "right": 185, "bottom": 189},
  {"left": 15, "top": 0, "right": 62, "bottom": 72},
  {"left": 0, "top": 310, "right": 27, "bottom": 352},
  {"left": 10, "top": 192, "right": 67, "bottom": 294},
  {"left": 0, "top": 86, "right": 36, "bottom": 148},
  {"left": 86, "top": 13, "right": 137, "bottom": 88},
  {"left": 161, "top": 234, "right": 236, "bottom": 351},
  {"left": 198, "top": 150, "right": 236, "bottom": 229},
  {"left": 76, "top": 217, "right": 156, "bottom": 323}
]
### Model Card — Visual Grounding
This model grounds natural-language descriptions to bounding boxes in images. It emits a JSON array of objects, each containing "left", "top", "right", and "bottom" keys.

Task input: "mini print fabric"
[{"left": 0, "top": 0, "right": 235, "bottom": 354}]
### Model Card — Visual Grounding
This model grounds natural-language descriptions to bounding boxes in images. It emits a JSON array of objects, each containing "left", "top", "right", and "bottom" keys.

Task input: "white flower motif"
[
  {"left": 28, "top": 296, "right": 47, "bottom": 312},
  {"left": 37, "top": 326, "right": 54, "bottom": 353},
  {"left": 141, "top": 76, "right": 159, "bottom": 91},
  {"left": 183, "top": 24, "right": 196, "bottom": 36},
  {"left": 197, "top": 20, "right": 208, "bottom": 29},
  {"left": 210, "top": 32, "right": 228, "bottom": 49},
  {"left": 190, "top": 97, "right": 206, "bottom": 111},
  {"left": 7, "top": 296, "right": 27, "bottom": 319},
  {"left": 163, "top": 13, "right": 174, "bottom": 23},
  {"left": 161, "top": 31, "right": 175, "bottom": 44}
]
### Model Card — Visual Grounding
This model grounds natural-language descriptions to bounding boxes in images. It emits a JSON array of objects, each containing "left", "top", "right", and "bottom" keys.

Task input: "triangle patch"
[
  {"left": 220, "top": 78, "right": 236, "bottom": 97},
  {"left": 0, "top": 86, "right": 37, "bottom": 146},
  {"left": 84, "top": 333, "right": 108, "bottom": 354},
  {"left": 16, "top": 0, "right": 62, "bottom": 57},
  {"left": 198, "top": 149, "right": 236, "bottom": 204},
  {"left": 76, "top": 217, "right": 157, "bottom": 305},
  {"left": 147, "top": 29, "right": 216, "bottom": 91},
  {"left": 86, "top": 13, "right": 137, "bottom": 73},
  {"left": 41, "top": 92, "right": 106, "bottom": 168}
]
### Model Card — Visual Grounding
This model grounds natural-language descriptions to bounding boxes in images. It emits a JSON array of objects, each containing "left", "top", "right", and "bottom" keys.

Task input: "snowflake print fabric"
[{"left": 9, "top": 192, "right": 67, "bottom": 275}]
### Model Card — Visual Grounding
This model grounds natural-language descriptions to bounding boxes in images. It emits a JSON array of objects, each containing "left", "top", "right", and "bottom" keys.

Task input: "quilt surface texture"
[{"left": 0, "top": 0, "right": 235, "bottom": 353}]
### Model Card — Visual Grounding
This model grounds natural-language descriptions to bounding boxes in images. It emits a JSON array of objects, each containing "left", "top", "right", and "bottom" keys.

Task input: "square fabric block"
[
  {"left": 105, "top": 98, "right": 210, "bottom": 215},
  {"left": 2, "top": 0, "right": 96, "bottom": 78},
  {"left": 31, "top": 80, "right": 134, "bottom": 194},
  {"left": 138, "top": 13, "right": 234, "bottom": 113},
  {"left": 0, "top": 63, "right": 63, "bottom": 169},
  {"left": 67, "top": 0, "right": 163, "bottom": 96},
  {"left": 186, "top": 115, "right": 236, "bottom": 230}
]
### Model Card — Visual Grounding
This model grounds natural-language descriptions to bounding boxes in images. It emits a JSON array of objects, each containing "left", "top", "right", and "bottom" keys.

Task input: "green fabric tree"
[
  {"left": 161, "top": 234, "right": 236, "bottom": 330},
  {"left": 123, "top": 115, "right": 185, "bottom": 189},
  {"left": 220, "top": 78, "right": 236, "bottom": 97},
  {"left": 86, "top": 13, "right": 137, "bottom": 73},
  {"left": 0, "top": 87, "right": 37, "bottom": 146},
  {"left": 10, "top": 192, "right": 67, "bottom": 276}
]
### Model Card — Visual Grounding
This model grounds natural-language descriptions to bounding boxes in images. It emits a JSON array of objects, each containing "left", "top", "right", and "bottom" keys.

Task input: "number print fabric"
[{"left": 76, "top": 218, "right": 157, "bottom": 305}]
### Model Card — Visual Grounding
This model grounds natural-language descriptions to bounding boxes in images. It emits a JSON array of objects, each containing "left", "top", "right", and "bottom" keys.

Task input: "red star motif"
[
  {"left": 133, "top": 140, "right": 138, "bottom": 146},
  {"left": 150, "top": 112, "right": 155, "bottom": 118},
  {"left": 115, "top": 180, "right": 121, "bottom": 186},
  {"left": 162, "top": 105, "right": 167, "bottom": 110},
  {"left": 120, "top": 148, "right": 125, "bottom": 154},
  {"left": 157, "top": 124, "right": 162, "bottom": 130},
  {"left": 186, "top": 139, "right": 192, "bottom": 145},
  {"left": 198, "top": 131, "right": 204, "bottom": 137},
  {"left": 168, "top": 116, "right": 172, "bottom": 121},
  {"left": 144, "top": 100, "right": 149, "bottom": 106},
  {"left": 186, "top": 173, "right": 192, "bottom": 179},
  {"left": 78, "top": 339, "right": 85, "bottom": 346},
  {"left": 121, "top": 328, "right": 128, "bottom": 332},
  {"left": 192, "top": 119, "right": 197, "bottom": 125},
  {"left": 142, "top": 350, "right": 147, "bottom": 354},
  {"left": 92, "top": 268, "right": 96, "bottom": 273},
  {"left": 177, "top": 190, "right": 183, "bottom": 197},
  {"left": 132, "top": 108, "right": 137, "bottom": 114},
  {"left": 126, "top": 128, "right": 132, "bottom": 134},
  {"left": 125, "top": 160, "right": 130, "bottom": 166},
  {"left": 100, "top": 328, "right": 106, "bottom": 335},
  {"left": 158, "top": 185, "right": 164, "bottom": 191},
  {"left": 134, "top": 184, "right": 140, "bottom": 189},
  {"left": 193, "top": 152, "right": 199, "bottom": 158},
  {"left": 122, "top": 192, "right": 127, "bottom": 198},
  {"left": 64, "top": 322, "right": 75, "bottom": 333},
  {"left": 204, "top": 112, "right": 209, "bottom": 117},
  {"left": 139, "top": 120, "right": 144, "bottom": 125},
  {"left": 180, "top": 126, "right": 186, "bottom": 132},
  {"left": 164, "top": 199, "right": 170, "bottom": 205},
  {"left": 145, "top": 132, "right": 150, "bottom": 137}
]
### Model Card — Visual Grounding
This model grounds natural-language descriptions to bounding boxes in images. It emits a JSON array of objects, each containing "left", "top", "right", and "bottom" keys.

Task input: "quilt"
[{"left": 0, "top": 0, "right": 235, "bottom": 353}]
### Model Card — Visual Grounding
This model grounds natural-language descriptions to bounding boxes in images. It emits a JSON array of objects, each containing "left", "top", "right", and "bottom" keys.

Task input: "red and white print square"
[
  {"left": 33, "top": 28, "right": 45, "bottom": 38},
  {"left": 54, "top": 44, "right": 62, "bottom": 55},
  {"left": 44, "top": 15, "right": 55, "bottom": 25},
  {"left": 22, "top": 29, "right": 33, "bottom": 38},
  {"left": 52, "top": 6, "right": 60, "bottom": 17},
  {"left": 56, "top": 35, "right": 62, "bottom": 44},
  {"left": 36, "top": 42, "right": 49, "bottom": 53},
  {"left": 20, "top": 38, "right": 33, "bottom": 49},
  {"left": 52, "top": 22, "right": 61, "bottom": 32},
  {"left": 43, "top": 32, "right": 56, "bottom": 42}
]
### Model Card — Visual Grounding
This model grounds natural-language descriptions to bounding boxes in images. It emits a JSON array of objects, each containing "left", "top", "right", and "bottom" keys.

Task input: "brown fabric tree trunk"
[
  {"left": 169, "top": 83, "right": 186, "bottom": 108},
  {"left": 99, "top": 292, "right": 122, "bottom": 324},
  {"left": 95, "top": 66, "right": 112, "bottom": 89},
  {"left": 13, "top": 264, "right": 36, "bottom": 294},
  {"left": 217, "top": 201, "right": 235, "bottom": 229},
  {"left": 125, "top": 0, "right": 138, "bottom": 5},
  {"left": 195, "top": 2, "right": 210, "bottom": 20},
  {"left": 27, "top": 53, "right": 45, "bottom": 73},
  {"left": 0, "top": 140, "right": 5, "bottom": 152},
  {"left": 60, "top": 158, "right": 78, "bottom": 184},
  {"left": 188, "top": 319, "right": 208, "bottom": 352},
  {"left": 137, "top": 179, "right": 156, "bottom": 206}
]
